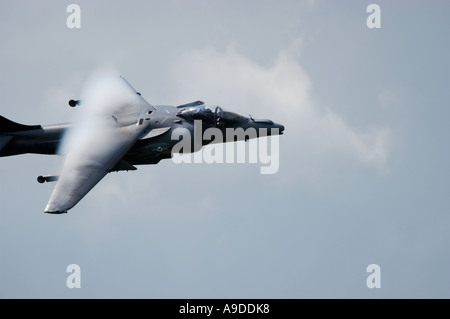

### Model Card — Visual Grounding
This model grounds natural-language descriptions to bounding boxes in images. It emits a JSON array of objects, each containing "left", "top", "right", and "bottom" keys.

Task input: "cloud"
[{"left": 172, "top": 40, "right": 391, "bottom": 180}]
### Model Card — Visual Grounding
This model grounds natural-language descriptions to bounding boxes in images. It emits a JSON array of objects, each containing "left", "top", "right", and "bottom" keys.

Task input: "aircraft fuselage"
[{"left": 0, "top": 102, "right": 284, "bottom": 170}]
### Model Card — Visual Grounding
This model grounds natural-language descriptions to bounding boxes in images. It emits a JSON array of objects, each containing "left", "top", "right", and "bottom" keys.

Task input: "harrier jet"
[{"left": 0, "top": 76, "right": 284, "bottom": 214}]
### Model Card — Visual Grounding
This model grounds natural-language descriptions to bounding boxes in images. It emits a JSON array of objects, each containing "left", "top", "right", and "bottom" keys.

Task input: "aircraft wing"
[{"left": 44, "top": 76, "right": 155, "bottom": 214}]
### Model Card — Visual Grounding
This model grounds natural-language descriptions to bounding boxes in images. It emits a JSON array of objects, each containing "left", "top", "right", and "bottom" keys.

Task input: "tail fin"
[{"left": 0, "top": 115, "right": 41, "bottom": 133}]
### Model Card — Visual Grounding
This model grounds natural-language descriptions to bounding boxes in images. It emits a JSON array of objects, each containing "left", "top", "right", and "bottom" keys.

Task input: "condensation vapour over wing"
[
  {"left": 57, "top": 70, "right": 142, "bottom": 181},
  {"left": 43, "top": 70, "right": 152, "bottom": 213}
]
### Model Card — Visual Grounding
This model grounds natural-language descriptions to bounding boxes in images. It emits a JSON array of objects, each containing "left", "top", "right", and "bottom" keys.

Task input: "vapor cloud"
[
  {"left": 58, "top": 69, "right": 137, "bottom": 159},
  {"left": 46, "top": 70, "right": 143, "bottom": 212}
]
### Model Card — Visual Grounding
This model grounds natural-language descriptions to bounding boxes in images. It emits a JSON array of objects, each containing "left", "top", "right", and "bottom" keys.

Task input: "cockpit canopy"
[{"left": 177, "top": 105, "right": 245, "bottom": 127}]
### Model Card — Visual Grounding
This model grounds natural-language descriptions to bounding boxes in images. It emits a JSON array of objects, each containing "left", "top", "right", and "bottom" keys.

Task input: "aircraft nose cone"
[
  {"left": 245, "top": 118, "right": 284, "bottom": 136},
  {"left": 274, "top": 123, "right": 284, "bottom": 135}
]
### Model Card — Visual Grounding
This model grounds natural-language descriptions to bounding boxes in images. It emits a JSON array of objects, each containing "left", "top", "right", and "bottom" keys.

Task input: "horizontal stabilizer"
[{"left": 0, "top": 116, "right": 41, "bottom": 133}]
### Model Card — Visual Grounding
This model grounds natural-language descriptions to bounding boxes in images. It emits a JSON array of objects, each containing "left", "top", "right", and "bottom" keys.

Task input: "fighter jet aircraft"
[{"left": 0, "top": 76, "right": 284, "bottom": 214}]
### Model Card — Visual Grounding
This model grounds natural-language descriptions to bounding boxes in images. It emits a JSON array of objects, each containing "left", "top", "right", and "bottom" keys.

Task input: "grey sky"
[{"left": 1, "top": 0, "right": 449, "bottom": 298}]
